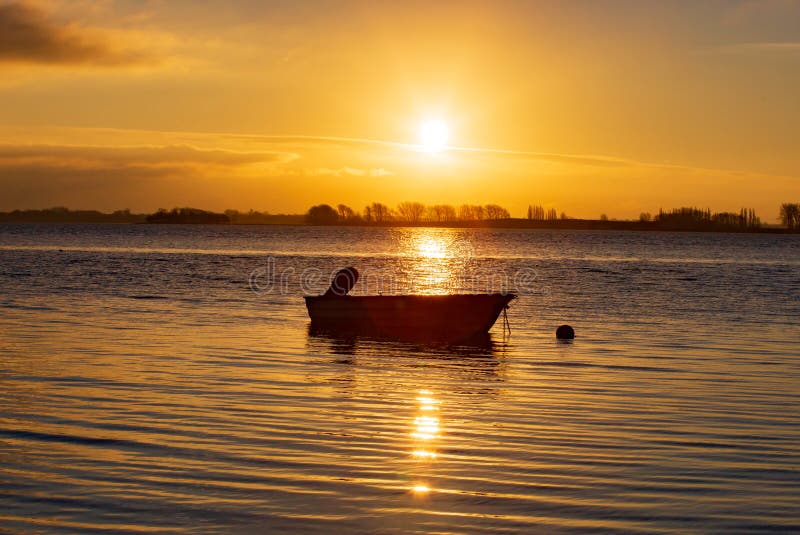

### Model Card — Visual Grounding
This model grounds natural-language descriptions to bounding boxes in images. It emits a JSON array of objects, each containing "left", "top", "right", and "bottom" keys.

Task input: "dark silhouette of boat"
[
  {"left": 305, "top": 293, "right": 515, "bottom": 341},
  {"left": 304, "top": 267, "right": 515, "bottom": 342}
]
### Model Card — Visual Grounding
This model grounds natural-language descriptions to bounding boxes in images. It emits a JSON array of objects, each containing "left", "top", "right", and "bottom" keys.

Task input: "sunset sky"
[{"left": 1, "top": 0, "right": 798, "bottom": 220}]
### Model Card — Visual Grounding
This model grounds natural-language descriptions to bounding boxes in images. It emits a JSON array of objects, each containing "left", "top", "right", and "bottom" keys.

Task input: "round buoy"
[{"left": 556, "top": 325, "right": 575, "bottom": 340}]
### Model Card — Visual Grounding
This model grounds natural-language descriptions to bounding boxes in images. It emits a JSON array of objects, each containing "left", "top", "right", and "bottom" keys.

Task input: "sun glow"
[{"left": 418, "top": 119, "right": 449, "bottom": 152}]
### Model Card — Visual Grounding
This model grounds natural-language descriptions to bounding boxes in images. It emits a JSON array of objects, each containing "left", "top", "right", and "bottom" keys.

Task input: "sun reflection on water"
[
  {"left": 401, "top": 230, "right": 473, "bottom": 295},
  {"left": 409, "top": 388, "right": 440, "bottom": 495},
  {"left": 416, "top": 238, "right": 447, "bottom": 259}
]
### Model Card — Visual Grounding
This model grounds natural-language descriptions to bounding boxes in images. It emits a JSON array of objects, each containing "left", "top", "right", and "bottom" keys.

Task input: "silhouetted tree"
[
  {"left": 458, "top": 204, "right": 485, "bottom": 221},
  {"left": 712, "top": 212, "right": 740, "bottom": 227},
  {"left": 639, "top": 212, "right": 652, "bottom": 223},
  {"left": 484, "top": 204, "right": 510, "bottom": 220},
  {"left": 528, "top": 204, "right": 545, "bottom": 221},
  {"left": 337, "top": 204, "right": 357, "bottom": 222},
  {"left": 780, "top": 203, "right": 800, "bottom": 230},
  {"left": 426, "top": 204, "right": 456, "bottom": 223},
  {"left": 370, "top": 202, "right": 392, "bottom": 223},
  {"left": 306, "top": 204, "right": 339, "bottom": 225},
  {"left": 599, "top": 214, "right": 609, "bottom": 221},
  {"left": 546, "top": 208, "right": 558, "bottom": 221},
  {"left": 396, "top": 201, "right": 426, "bottom": 223}
]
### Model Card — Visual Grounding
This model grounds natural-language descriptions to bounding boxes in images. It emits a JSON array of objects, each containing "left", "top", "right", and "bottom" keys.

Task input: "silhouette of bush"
[{"left": 305, "top": 204, "right": 339, "bottom": 225}]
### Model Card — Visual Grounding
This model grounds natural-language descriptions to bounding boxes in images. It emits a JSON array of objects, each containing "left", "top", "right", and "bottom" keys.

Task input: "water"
[{"left": 1, "top": 224, "right": 798, "bottom": 533}]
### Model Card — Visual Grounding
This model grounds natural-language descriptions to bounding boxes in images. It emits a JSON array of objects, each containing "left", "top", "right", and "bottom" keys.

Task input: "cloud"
[
  {"left": 310, "top": 167, "right": 394, "bottom": 177},
  {"left": 0, "top": 143, "right": 296, "bottom": 168},
  {"left": 215, "top": 132, "right": 659, "bottom": 170},
  {"left": 0, "top": 2, "right": 157, "bottom": 65}
]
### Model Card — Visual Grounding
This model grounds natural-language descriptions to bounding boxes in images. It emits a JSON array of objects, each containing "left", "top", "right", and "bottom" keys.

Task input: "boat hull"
[{"left": 304, "top": 293, "right": 515, "bottom": 342}]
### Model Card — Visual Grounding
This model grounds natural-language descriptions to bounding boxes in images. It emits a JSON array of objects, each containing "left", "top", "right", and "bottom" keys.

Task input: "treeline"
[
  {"left": 306, "top": 202, "right": 511, "bottom": 225},
  {"left": 527, "top": 204, "right": 767, "bottom": 231},
  {"left": 149, "top": 208, "right": 304, "bottom": 224},
  {"left": 146, "top": 207, "right": 229, "bottom": 224},
  {"left": 305, "top": 202, "right": 797, "bottom": 233},
  {"left": 650, "top": 207, "right": 763, "bottom": 231},
  {"left": 2, "top": 203, "right": 798, "bottom": 232},
  {"left": 0, "top": 207, "right": 145, "bottom": 223}
]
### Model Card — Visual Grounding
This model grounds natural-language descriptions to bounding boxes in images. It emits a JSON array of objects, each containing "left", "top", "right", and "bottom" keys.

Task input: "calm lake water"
[{"left": 1, "top": 224, "right": 798, "bottom": 534}]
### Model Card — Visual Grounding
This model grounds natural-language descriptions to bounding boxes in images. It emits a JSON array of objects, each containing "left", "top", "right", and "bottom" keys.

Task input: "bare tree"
[
  {"left": 780, "top": 203, "right": 800, "bottom": 230},
  {"left": 337, "top": 204, "right": 357, "bottom": 221},
  {"left": 527, "top": 204, "right": 547, "bottom": 221},
  {"left": 484, "top": 204, "right": 510, "bottom": 220},
  {"left": 426, "top": 204, "right": 456, "bottom": 223},
  {"left": 396, "top": 201, "right": 426, "bottom": 223},
  {"left": 441, "top": 204, "right": 456, "bottom": 222},
  {"left": 370, "top": 202, "right": 392, "bottom": 223},
  {"left": 458, "top": 204, "right": 485, "bottom": 221}
]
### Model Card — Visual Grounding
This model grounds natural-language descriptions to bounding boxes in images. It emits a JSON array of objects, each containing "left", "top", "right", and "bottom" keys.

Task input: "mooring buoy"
[{"left": 556, "top": 325, "right": 575, "bottom": 340}]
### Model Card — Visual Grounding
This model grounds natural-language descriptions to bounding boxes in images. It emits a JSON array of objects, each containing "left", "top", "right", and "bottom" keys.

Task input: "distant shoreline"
[
  {"left": 2, "top": 205, "right": 796, "bottom": 233},
  {"left": 0, "top": 215, "right": 793, "bottom": 234}
]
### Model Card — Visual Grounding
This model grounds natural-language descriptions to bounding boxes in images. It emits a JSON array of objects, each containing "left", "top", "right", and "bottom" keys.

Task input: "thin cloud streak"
[
  {"left": 0, "top": 143, "right": 297, "bottom": 167},
  {"left": 224, "top": 132, "right": 793, "bottom": 178},
  {"left": 309, "top": 167, "right": 394, "bottom": 178}
]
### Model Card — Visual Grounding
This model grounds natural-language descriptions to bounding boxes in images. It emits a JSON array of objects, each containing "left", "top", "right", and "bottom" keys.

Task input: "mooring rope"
[{"left": 503, "top": 306, "right": 511, "bottom": 336}]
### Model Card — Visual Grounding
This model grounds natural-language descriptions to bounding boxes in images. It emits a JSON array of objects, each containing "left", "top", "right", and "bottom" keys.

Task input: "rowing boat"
[{"left": 304, "top": 293, "right": 515, "bottom": 342}]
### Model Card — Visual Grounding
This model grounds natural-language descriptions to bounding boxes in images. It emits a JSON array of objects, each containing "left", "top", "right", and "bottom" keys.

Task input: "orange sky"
[{"left": 1, "top": 1, "right": 798, "bottom": 220}]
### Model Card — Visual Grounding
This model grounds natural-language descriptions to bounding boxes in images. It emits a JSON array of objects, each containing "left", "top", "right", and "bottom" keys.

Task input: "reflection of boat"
[
  {"left": 307, "top": 328, "right": 506, "bottom": 395},
  {"left": 304, "top": 293, "right": 516, "bottom": 343},
  {"left": 307, "top": 325, "right": 501, "bottom": 356}
]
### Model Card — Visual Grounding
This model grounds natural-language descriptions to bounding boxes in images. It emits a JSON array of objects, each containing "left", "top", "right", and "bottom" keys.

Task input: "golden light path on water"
[
  {"left": 410, "top": 389, "right": 440, "bottom": 496},
  {"left": 400, "top": 232, "right": 479, "bottom": 295}
]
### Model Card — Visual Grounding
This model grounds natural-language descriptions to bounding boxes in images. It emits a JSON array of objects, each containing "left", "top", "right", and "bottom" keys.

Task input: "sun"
[{"left": 418, "top": 119, "right": 449, "bottom": 152}]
